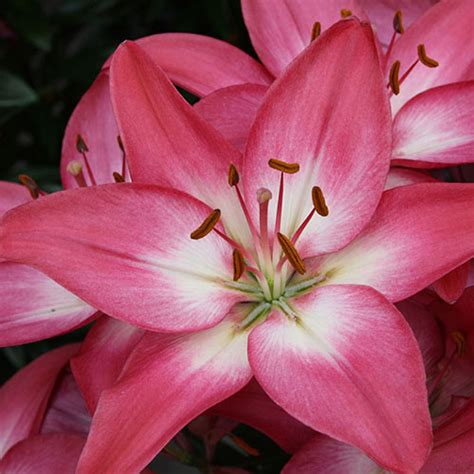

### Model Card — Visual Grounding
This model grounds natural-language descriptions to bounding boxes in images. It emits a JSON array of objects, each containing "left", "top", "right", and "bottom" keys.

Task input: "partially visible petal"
[
  {"left": 243, "top": 19, "right": 391, "bottom": 257},
  {"left": 0, "top": 344, "right": 78, "bottom": 457},
  {"left": 249, "top": 285, "right": 432, "bottom": 473},
  {"left": 104, "top": 33, "right": 273, "bottom": 96},
  {"left": 241, "top": 1, "right": 368, "bottom": 76},
  {"left": 318, "top": 183, "right": 474, "bottom": 302},
  {"left": 385, "top": 167, "right": 436, "bottom": 190},
  {"left": 432, "top": 262, "right": 470, "bottom": 304},
  {"left": 76, "top": 315, "right": 252, "bottom": 473},
  {"left": 388, "top": 0, "right": 474, "bottom": 114},
  {"left": 283, "top": 433, "right": 379, "bottom": 474},
  {"left": 194, "top": 84, "right": 267, "bottom": 152},
  {"left": 393, "top": 82, "right": 474, "bottom": 166},
  {"left": 211, "top": 378, "right": 314, "bottom": 453},
  {"left": 0, "top": 262, "right": 96, "bottom": 347},
  {"left": 0, "top": 184, "right": 244, "bottom": 332},
  {"left": 71, "top": 317, "right": 144, "bottom": 412},
  {"left": 0, "top": 181, "right": 30, "bottom": 216}
]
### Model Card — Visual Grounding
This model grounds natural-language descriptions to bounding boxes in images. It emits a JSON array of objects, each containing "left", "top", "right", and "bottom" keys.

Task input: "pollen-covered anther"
[
  {"left": 113, "top": 172, "right": 125, "bottom": 183},
  {"left": 76, "top": 134, "right": 89, "bottom": 153},
  {"left": 311, "top": 21, "right": 321, "bottom": 41},
  {"left": 393, "top": 10, "right": 404, "bottom": 34},
  {"left": 312, "top": 186, "right": 329, "bottom": 217},
  {"left": 417, "top": 44, "right": 439, "bottom": 68},
  {"left": 268, "top": 159, "right": 300, "bottom": 174},
  {"left": 232, "top": 248, "right": 245, "bottom": 281},
  {"left": 451, "top": 331, "right": 466, "bottom": 356},
  {"left": 277, "top": 232, "right": 306, "bottom": 274},
  {"left": 340, "top": 9, "right": 352, "bottom": 18},
  {"left": 389, "top": 60, "right": 401, "bottom": 95},
  {"left": 66, "top": 160, "right": 83, "bottom": 177},
  {"left": 228, "top": 164, "right": 240, "bottom": 187},
  {"left": 18, "top": 174, "right": 41, "bottom": 199},
  {"left": 256, "top": 188, "right": 272, "bottom": 204},
  {"left": 190, "top": 209, "right": 221, "bottom": 240}
]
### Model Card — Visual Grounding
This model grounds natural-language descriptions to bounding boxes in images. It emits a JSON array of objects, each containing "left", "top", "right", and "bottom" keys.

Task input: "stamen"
[
  {"left": 311, "top": 22, "right": 321, "bottom": 42},
  {"left": 268, "top": 158, "right": 300, "bottom": 174},
  {"left": 66, "top": 161, "right": 87, "bottom": 187},
  {"left": 417, "top": 44, "right": 439, "bottom": 68},
  {"left": 75, "top": 134, "right": 97, "bottom": 186},
  {"left": 232, "top": 248, "right": 245, "bottom": 281},
  {"left": 311, "top": 186, "right": 329, "bottom": 216},
  {"left": 113, "top": 172, "right": 125, "bottom": 183},
  {"left": 257, "top": 188, "right": 272, "bottom": 255},
  {"left": 117, "top": 135, "right": 128, "bottom": 179},
  {"left": 18, "top": 174, "right": 42, "bottom": 199},
  {"left": 393, "top": 10, "right": 404, "bottom": 34},
  {"left": 389, "top": 60, "right": 401, "bottom": 95},
  {"left": 228, "top": 164, "right": 240, "bottom": 187},
  {"left": 451, "top": 331, "right": 466, "bottom": 356},
  {"left": 190, "top": 209, "right": 221, "bottom": 240},
  {"left": 277, "top": 232, "right": 306, "bottom": 275},
  {"left": 340, "top": 9, "right": 352, "bottom": 18}
]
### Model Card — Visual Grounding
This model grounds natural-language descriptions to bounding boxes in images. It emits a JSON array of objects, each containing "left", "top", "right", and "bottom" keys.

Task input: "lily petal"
[
  {"left": 385, "top": 167, "right": 436, "bottom": 190},
  {"left": 194, "top": 84, "right": 267, "bottom": 152},
  {"left": 71, "top": 317, "right": 144, "bottom": 412},
  {"left": 432, "top": 262, "right": 470, "bottom": 304},
  {"left": 248, "top": 285, "right": 432, "bottom": 472},
  {"left": 388, "top": 0, "right": 474, "bottom": 114},
  {"left": 393, "top": 82, "right": 474, "bottom": 167},
  {"left": 243, "top": 19, "right": 391, "bottom": 257},
  {"left": 0, "top": 344, "right": 78, "bottom": 457},
  {"left": 0, "top": 181, "right": 30, "bottom": 216},
  {"left": 318, "top": 183, "right": 474, "bottom": 302},
  {"left": 241, "top": 1, "right": 368, "bottom": 76},
  {"left": 76, "top": 316, "right": 252, "bottom": 473},
  {"left": 0, "top": 184, "right": 244, "bottom": 332}
]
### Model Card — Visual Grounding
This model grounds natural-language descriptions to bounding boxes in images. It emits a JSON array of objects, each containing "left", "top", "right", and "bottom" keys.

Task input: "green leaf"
[{"left": 0, "top": 71, "right": 39, "bottom": 108}]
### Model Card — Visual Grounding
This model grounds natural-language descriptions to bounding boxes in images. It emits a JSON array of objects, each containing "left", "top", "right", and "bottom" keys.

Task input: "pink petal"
[
  {"left": 71, "top": 317, "right": 144, "bottom": 412},
  {"left": 388, "top": 0, "right": 474, "bottom": 114},
  {"left": 385, "top": 167, "right": 436, "bottom": 190},
  {"left": 0, "top": 181, "right": 30, "bottom": 216},
  {"left": 318, "top": 183, "right": 474, "bottom": 302},
  {"left": 0, "top": 262, "right": 96, "bottom": 346},
  {"left": 243, "top": 19, "right": 391, "bottom": 257},
  {"left": 283, "top": 433, "right": 379, "bottom": 474},
  {"left": 60, "top": 71, "right": 121, "bottom": 189},
  {"left": 104, "top": 33, "right": 273, "bottom": 96},
  {"left": 248, "top": 285, "right": 432, "bottom": 472},
  {"left": 0, "top": 344, "right": 78, "bottom": 457},
  {"left": 0, "top": 184, "right": 244, "bottom": 332},
  {"left": 76, "top": 315, "right": 252, "bottom": 473},
  {"left": 432, "top": 261, "right": 470, "bottom": 304},
  {"left": 393, "top": 82, "right": 474, "bottom": 166},
  {"left": 194, "top": 84, "right": 267, "bottom": 152},
  {"left": 241, "top": 0, "right": 368, "bottom": 76},
  {"left": 211, "top": 378, "right": 314, "bottom": 453},
  {"left": 0, "top": 433, "right": 85, "bottom": 474}
]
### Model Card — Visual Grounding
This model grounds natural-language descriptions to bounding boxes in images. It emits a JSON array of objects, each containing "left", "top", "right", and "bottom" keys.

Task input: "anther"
[
  {"left": 66, "top": 161, "right": 87, "bottom": 187},
  {"left": 393, "top": 10, "right": 404, "bottom": 34},
  {"left": 340, "top": 9, "right": 352, "bottom": 18},
  {"left": 256, "top": 188, "right": 272, "bottom": 204},
  {"left": 76, "top": 134, "right": 89, "bottom": 153},
  {"left": 277, "top": 232, "right": 306, "bottom": 274},
  {"left": 268, "top": 159, "right": 300, "bottom": 174},
  {"left": 190, "top": 209, "right": 221, "bottom": 240},
  {"left": 232, "top": 248, "right": 245, "bottom": 281},
  {"left": 451, "top": 331, "right": 466, "bottom": 356},
  {"left": 113, "top": 172, "right": 125, "bottom": 183},
  {"left": 311, "top": 186, "right": 329, "bottom": 216},
  {"left": 311, "top": 21, "right": 321, "bottom": 41},
  {"left": 228, "top": 164, "right": 240, "bottom": 187},
  {"left": 18, "top": 174, "right": 41, "bottom": 199},
  {"left": 389, "top": 60, "right": 401, "bottom": 95},
  {"left": 417, "top": 44, "right": 439, "bottom": 68}
]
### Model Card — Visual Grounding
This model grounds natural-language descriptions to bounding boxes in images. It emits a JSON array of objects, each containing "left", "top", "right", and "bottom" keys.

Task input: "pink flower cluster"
[{"left": 1, "top": 1, "right": 473, "bottom": 472}]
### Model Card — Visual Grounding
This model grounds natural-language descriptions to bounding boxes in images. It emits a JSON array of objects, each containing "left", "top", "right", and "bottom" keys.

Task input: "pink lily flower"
[{"left": 2, "top": 20, "right": 474, "bottom": 473}]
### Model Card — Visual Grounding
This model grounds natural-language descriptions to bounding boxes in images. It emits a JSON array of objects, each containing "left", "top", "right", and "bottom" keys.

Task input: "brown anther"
[
  {"left": 268, "top": 159, "right": 300, "bottom": 174},
  {"left": 76, "top": 134, "right": 89, "bottom": 153},
  {"left": 340, "top": 9, "right": 352, "bottom": 18},
  {"left": 66, "top": 160, "right": 83, "bottom": 177},
  {"left": 117, "top": 135, "right": 124, "bottom": 152},
  {"left": 190, "top": 209, "right": 221, "bottom": 240},
  {"left": 277, "top": 232, "right": 306, "bottom": 274},
  {"left": 311, "top": 21, "right": 321, "bottom": 41},
  {"left": 232, "top": 248, "right": 245, "bottom": 281},
  {"left": 389, "top": 60, "right": 401, "bottom": 95},
  {"left": 229, "top": 434, "right": 260, "bottom": 457},
  {"left": 417, "top": 44, "right": 439, "bottom": 68},
  {"left": 228, "top": 164, "right": 240, "bottom": 187},
  {"left": 451, "top": 331, "right": 466, "bottom": 356},
  {"left": 18, "top": 174, "right": 40, "bottom": 199},
  {"left": 256, "top": 188, "right": 272, "bottom": 204},
  {"left": 393, "top": 10, "right": 404, "bottom": 34},
  {"left": 311, "top": 186, "right": 329, "bottom": 216},
  {"left": 113, "top": 172, "right": 125, "bottom": 183}
]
